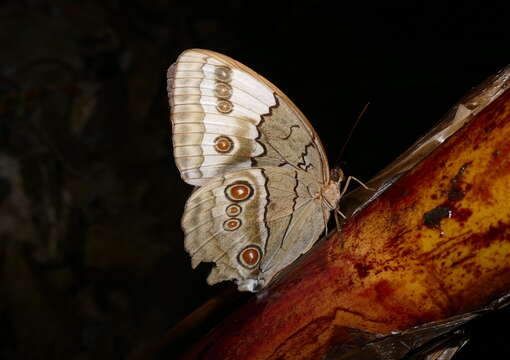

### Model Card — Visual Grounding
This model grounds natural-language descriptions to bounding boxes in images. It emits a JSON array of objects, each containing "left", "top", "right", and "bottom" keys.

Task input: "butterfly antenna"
[{"left": 334, "top": 102, "right": 370, "bottom": 168}]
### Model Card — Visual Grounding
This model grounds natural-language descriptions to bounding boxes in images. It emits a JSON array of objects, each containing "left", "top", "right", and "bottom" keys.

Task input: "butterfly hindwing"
[
  {"left": 181, "top": 167, "right": 327, "bottom": 291},
  {"left": 168, "top": 49, "right": 330, "bottom": 186}
]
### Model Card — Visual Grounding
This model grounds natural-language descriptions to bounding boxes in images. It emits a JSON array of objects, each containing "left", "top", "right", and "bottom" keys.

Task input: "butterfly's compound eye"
[{"left": 330, "top": 168, "right": 344, "bottom": 182}]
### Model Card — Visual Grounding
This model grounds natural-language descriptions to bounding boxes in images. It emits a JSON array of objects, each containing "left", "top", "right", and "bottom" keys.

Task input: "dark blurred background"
[{"left": 0, "top": 1, "right": 508, "bottom": 359}]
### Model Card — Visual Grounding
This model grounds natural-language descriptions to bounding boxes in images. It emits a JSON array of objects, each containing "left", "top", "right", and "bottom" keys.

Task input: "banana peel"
[{"left": 182, "top": 67, "right": 510, "bottom": 360}]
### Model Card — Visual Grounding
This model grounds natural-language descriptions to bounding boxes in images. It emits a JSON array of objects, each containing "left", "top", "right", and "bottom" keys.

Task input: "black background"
[{"left": 0, "top": 1, "right": 509, "bottom": 359}]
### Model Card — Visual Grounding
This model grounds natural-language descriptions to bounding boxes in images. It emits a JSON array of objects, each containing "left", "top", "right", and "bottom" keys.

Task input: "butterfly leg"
[
  {"left": 334, "top": 210, "right": 340, "bottom": 231},
  {"left": 340, "top": 176, "right": 374, "bottom": 198},
  {"left": 334, "top": 209, "right": 348, "bottom": 247},
  {"left": 322, "top": 207, "right": 329, "bottom": 236},
  {"left": 335, "top": 208, "right": 347, "bottom": 219}
]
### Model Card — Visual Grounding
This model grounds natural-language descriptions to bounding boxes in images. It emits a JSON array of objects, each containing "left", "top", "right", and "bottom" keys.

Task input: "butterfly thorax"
[
  {"left": 320, "top": 168, "right": 344, "bottom": 210},
  {"left": 321, "top": 179, "right": 342, "bottom": 210}
]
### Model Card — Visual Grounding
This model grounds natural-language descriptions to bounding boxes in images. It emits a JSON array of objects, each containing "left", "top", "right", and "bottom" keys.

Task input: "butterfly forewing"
[{"left": 168, "top": 49, "right": 330, "bottom": 186}]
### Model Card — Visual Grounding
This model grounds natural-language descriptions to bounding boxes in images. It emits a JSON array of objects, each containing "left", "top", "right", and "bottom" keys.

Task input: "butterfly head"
[{"left": 330, "top": 168, "right": 344, "bottom": 183}]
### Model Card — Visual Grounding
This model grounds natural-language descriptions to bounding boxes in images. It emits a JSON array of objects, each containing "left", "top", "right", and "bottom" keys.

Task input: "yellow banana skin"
[{"left": 184, "top": 89, "right": 510, "bottom": 360}]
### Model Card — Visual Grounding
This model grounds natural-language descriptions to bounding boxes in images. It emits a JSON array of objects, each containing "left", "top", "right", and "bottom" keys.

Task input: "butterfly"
[{"left": 167, "top": 49, "right": 367, "bottom": 292}]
